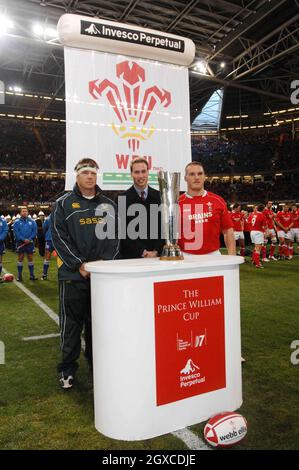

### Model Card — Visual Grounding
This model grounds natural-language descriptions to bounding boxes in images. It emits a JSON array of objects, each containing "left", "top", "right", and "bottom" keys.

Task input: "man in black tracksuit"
[
  {"left": 119, "top": 157, "right": 164, "bottom": 259},
  {"left": 51, "top": 158, "right": 119, "bottom": 389}
]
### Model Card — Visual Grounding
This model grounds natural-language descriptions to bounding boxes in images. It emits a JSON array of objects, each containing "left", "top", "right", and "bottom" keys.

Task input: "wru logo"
[{"left": 89, "top": 60, "right": 171, "bottom": 152}]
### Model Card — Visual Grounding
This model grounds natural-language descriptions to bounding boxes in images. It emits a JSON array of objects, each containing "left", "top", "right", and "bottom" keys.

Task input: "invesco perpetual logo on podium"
[{"left": 158, "top": 171, "right": 184, "bottom": 261}]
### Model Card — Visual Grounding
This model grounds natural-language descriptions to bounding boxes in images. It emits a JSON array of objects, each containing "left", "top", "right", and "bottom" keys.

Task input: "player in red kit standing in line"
[
  {"left": 178, "top": 162, "right": 236, "bottom": 256},
  {"left": 263, "top": 201, "right": 278, "bottom": 261},
  {"left": 289, "top": 204, "right": 299, "bottom": 259},
  {"left": 276, "top": 204, "right": 293, "bottom": 260},
  {"left": 230, "top": 203, "right": 245, "bottom": 258},
  {"left": 248, "top": 204, "right": 268, "bottom": 268}
]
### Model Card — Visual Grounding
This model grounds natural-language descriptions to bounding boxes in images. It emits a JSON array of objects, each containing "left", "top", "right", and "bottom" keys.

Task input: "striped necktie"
[{"left": 141, "top": 190, "right": 146, "bottom": 202}]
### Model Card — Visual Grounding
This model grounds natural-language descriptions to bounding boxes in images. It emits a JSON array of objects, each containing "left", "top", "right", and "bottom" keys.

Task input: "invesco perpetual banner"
[
  {"left": 80, "top": 21, "right": 185, "bottom": 52},
  {"left": 64, "top": 50, "right": 190, "bottom": 189},
  {"left": 58, "top": 14, "right": 195, "bottom": 190}
]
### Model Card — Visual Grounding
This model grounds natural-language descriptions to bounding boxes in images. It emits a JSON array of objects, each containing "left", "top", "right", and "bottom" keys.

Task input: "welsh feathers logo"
[{"left": 88, "top": 60, "right": 171, "bottom": 152}]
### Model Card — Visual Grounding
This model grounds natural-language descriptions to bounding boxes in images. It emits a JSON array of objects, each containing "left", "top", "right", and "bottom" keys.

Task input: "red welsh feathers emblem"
[{"left": 89, "top": 60, "right": 171, "bottom": 152}]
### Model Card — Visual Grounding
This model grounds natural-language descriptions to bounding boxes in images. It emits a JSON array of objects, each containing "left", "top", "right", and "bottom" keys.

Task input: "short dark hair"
[
  {"left": 233, "top": 203, "right": 240, "bottom": 210},
  {"left": 185, "top": 161, "right": 205, "bottom": 175},
  {"left": 257, "top": 203, "right": 265, "bottom": 212},
  {"left": 130, "top": 157, "right": 149, "bottom": 172}
]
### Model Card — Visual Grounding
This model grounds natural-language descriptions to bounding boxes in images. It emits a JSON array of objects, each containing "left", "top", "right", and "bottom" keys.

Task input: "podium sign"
[{"left": 154, "top": 276, "right": 226, "bottom": 406}]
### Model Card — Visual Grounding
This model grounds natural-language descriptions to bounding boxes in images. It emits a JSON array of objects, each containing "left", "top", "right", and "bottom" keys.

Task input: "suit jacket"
[{"left": 119, "top": 185, "right": 164, "bottom": 259}]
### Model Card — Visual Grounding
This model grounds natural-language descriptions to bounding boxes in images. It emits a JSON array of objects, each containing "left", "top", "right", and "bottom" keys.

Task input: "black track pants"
[{"left": 57, "top": 280, "right": 92, "bottom": 376}]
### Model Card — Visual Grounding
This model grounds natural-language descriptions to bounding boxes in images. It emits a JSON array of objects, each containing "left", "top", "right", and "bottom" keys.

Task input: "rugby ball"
[
  {"left": 2, "top": 273, "right": 14, "bottom": 282},
  {"left": 204, "top": 412, "right": 247, "bottom": 448}
]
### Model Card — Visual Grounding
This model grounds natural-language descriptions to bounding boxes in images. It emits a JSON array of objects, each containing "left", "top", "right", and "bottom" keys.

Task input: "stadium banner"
[
  {"left": 58, "top": 14, "right": 195, "bottom": 190},
  {"left": 58, "top": 14, "right": 195, "bottom": 66},
  {"left": 154, "top": 276, "right": 226, "bottom": 406}
]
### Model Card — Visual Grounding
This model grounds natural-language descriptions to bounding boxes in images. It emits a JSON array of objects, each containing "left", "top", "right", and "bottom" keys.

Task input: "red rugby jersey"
[
  {"left": 276, "top": 211, "right": 293, "bottom": 230},
  {"left": 178, "top": 191, "right": 233, "bottom": 254},
  {"left": 291, "top": 210, "right": 299, "bottom": 229},
  {"left": 248, "top": 211, "right": 267, "bottom": 232},
  {"left": 263, "top": 208, "right": 276, "bottom": 229},
  {"left": 230, "top": 211, "right": 244, "bottom": 232}
]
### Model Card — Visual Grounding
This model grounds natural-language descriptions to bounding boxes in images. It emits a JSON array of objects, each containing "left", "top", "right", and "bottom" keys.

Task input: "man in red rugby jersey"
[
  {"left": 276, "top": 204, "right": 293, "bottom": 260},
  {"left": 263, "top": 201, "right": 278, "bottom": 261},
  {"left": 289, "top": 204, "right": 299, "bottom": 259},
  {"left": 178, "top": 162, "right": 236, "bottom": 256},
  {"left": 230, "top": 203, "right": 246, "bottom": 258},
  {"left": 248, "top": 204, "right": 268, "bottom": 268}
]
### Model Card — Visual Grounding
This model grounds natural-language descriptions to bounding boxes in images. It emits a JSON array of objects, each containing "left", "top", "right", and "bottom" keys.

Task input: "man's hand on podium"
[
  {"left": 142, "top": 250, "right": 158, "bottom": 258},
  {"left": 79, "top": 263, "right": 90, "bottom": 279}
]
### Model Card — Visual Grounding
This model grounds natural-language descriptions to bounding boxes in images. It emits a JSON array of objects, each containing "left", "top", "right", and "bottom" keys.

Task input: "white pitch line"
[
  {"left": 4, "top": 269, "right": 206, "bottom": 450},
  {"left": 172, "top": 429, "right": 211, "bottom": 450},
  {"left": 23, "top": 333, "right": 60, "bottom": 341},
  {"left": 3, "top": 270, "right": 86, "bottom": 350},
  {"left": 3, "top": 268, "right": 59, "bottom": 326}
]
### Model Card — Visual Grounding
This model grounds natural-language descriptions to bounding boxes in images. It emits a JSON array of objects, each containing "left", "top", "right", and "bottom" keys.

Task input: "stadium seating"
[
  {"left": 191, "top": 134, "right": 299, "bottom": 174},
  {"left": 0, "top": 120, "right": 298, "bottom": 205},
  {"left": 0, "top": 120, "right": 65, "bottom": 169}
]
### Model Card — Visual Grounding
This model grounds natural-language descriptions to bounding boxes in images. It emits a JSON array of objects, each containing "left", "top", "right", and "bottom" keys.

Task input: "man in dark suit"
[{"left": 120, "top": 157, "right": 164, "bottom": 259}]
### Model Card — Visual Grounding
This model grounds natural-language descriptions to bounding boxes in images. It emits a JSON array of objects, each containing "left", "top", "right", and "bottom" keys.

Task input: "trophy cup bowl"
[{"left": 158, "top": 171, "right": 184, "bottom": 261}]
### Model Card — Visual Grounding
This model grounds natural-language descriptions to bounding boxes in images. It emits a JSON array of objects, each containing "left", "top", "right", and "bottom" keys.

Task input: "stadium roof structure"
[{"left": 0, "top": 0, "right": 298, "bottom": 129}]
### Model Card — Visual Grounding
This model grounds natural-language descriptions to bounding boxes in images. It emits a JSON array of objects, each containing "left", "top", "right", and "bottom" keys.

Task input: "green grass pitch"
[{"left": 0, "top": 250, "right": 298, "bottom": 450}]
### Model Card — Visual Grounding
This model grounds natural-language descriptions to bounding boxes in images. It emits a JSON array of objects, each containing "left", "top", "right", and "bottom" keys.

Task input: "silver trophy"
[{"left": 158, "top": 171, "right": 184, "bottom": 261}]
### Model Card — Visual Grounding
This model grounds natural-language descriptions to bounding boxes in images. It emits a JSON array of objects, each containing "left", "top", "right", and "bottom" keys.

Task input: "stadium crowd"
[
  {"left": 0, "top": 120, "right": 65, "bottom": 169},
  {"left": 0, "top": 120, "right": 299, "bottom": 205},
  {"left": 1, "top": 120, "right": 299, "bottom": 175},
  {"left": 0, "top": 176, "right": 64, "bottom": 202},
  {"left": 0, "top": 174, "right": 298, "bottom": 205},
  {"left": 192, "top": 134, "right": 299, "bottom": 173}
]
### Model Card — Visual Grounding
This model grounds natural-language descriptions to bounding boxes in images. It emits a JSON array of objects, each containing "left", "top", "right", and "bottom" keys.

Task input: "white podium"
[{"left": 86, "top": 255, "right": 244, "bottom": 441}]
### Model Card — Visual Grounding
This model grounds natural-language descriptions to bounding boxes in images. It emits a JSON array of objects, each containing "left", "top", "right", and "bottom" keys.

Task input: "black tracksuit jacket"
[{"left": 51, "top": 184, "right": 119, "bottom": 281}]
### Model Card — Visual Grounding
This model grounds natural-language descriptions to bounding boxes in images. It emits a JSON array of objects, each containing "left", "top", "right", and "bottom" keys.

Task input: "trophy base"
[{"left": 160, "top": 244, "right": 184, "bottom": 261}]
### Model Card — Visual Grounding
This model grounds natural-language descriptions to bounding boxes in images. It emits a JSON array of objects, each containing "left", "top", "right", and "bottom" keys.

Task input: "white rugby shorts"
[
  {"left": 250, "top": 230, "right": 264, "bottom": 245},
  {"left": 265, "top": 228, "right": 277, "bottom": 243},
  {"left": 234, "top": 231, "right": 245, "bottom": 241},
  {"left": 277, "top": 230, "right": 292, "bottom": 240},
  {"left": 291, "top": 228, "right": 299, "bottom": 242}
]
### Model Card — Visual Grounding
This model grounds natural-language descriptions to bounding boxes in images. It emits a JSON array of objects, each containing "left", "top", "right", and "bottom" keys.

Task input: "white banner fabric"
[{"left": 64, "top": 47, "right": 191, "bottom": 190}]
